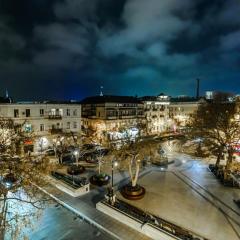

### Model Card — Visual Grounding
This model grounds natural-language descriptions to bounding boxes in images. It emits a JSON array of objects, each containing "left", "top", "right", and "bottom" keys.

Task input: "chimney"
[{"left": 196, "top": 78, "right": 200, "bottom": 99}]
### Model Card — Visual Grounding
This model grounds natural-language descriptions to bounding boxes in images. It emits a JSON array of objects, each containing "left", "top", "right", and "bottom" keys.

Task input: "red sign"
[
  {"left": 24, "top": 139, "right": 33, "bottom": 145},
  {"left": 233, "top": 145, "right": 240, "bottom": 156}
]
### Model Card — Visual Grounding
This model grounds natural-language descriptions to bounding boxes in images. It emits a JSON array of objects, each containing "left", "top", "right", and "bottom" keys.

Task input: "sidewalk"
[{"left": 39, "top": 183, "right": 151, "bottom": 240}]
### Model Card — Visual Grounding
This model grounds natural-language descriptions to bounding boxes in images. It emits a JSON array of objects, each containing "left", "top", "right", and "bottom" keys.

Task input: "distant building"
[
  {"left": 169, "top": 97, "right": 205, "bottom": 130},
  {"left": 140, "top": 93, "right": 171, "bottom": 135},
  {"left": 205, "top": 91, "right": 214, "bottom": 100},
  {"left": 0, "top": 101, "right": 81, "bottom": 152},
  {"left": 81, "top": 95, "right": 144, "bottom": 143}
]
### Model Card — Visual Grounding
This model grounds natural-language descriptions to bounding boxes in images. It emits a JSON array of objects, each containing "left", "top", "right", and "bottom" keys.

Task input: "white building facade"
[
  {"left": 0, "top": 102, "right": 81, "bottom": 152},
  {"left": 169, "top": 98, "right": 204, "bottom": 130},
  {"left": 141, "top": 94, "right": 171, "bottom": 135}
]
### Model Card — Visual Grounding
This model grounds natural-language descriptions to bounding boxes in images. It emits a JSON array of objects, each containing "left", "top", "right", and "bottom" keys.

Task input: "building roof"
[
  {"left": 139, "top": 96, "right": 158, "bottom": 101},
  {"left": 170, "top": 97, "right": 201, "bottom": 103},
  {"left": 81, "top": 95, "right": 142, "bottom": 104},
  {"left": 0, "top": 96, "right": 12, "bottom": 103}
]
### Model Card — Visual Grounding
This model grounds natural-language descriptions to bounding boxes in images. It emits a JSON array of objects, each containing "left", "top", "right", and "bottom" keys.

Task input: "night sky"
[{"left": 0, "top": 0, "right": 240, "bottom": 101}]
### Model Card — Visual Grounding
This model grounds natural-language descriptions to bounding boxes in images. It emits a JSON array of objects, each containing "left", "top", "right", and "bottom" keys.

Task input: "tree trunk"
[
  {"left": 60, "top": 154, "right": 62, "bottom": 164},
  {"left": 129, "top": 155, "right": 140, "bottom": 187},
  {"left": 98, "top": 160, "right": 101, "bottom": 175},
  {"left": 224, "top": 148, "right": 234, "bottom": 180},
  {"left": 226, "top": 149, "right": 233, "bottom": 172},
  {"left": 132, "top": 163, "right": 140, "bottom": 187},
  {"left": 215, "top": 149, "right": 223, "bottom": 167},
  {"left": 129, "top": 158, "right": 134, "bottom": 185},
  {"left": 0, "top": 195, "right": 8, "bottom": 240}
]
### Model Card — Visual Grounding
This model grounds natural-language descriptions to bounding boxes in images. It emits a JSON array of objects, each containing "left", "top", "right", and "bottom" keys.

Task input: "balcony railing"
[
  {"left": 119, "top": 115, "right": 137, "bottom": 119},
  {"left": 106, "top": 116, "right": 118, "bottom": 120},
  {"left": 48, "top": 115, "right": 62, "bottom": 120}
]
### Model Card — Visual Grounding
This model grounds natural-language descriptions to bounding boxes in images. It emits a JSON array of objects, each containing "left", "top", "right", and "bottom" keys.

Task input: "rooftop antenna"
[
  {"left": 196, "top": 78, "right": 200, "bottom": 99},
  {"left": 100, "top": 86, "right": 104, "bottom": 96}
]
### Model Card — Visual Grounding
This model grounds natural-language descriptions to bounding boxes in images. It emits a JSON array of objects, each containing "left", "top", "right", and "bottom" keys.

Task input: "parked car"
[
  {"left": 0, "top": 154, "right": 20, "bottom": 162},
  {"left": 66, "top": 145, "right": 80, "bottom": 152},
  {"left": 93, "top": 147, "right": 109, "bottom": 156},
  {"left": 62, "top": 154, "right": 76, "bottom": 165},
  {"left": 44, "top": 149, "right": 55, "bottom": 156},
  {"left": 81, "top": 143, "right": 100, "bottom": 151}
]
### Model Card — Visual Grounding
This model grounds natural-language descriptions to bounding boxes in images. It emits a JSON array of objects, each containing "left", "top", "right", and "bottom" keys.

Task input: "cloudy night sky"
[{"left": 0, "top": 0, "right": 240, "bottom": 101}]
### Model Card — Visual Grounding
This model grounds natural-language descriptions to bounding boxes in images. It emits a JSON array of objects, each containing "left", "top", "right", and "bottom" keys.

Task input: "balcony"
[
  {"left": 106, "top": 116, "right": 117, "bottom": 120},
  {"left": 48, "top": 115, "right": 62, "bottom": 120},
  {"left": 119, "top": 115, "right": 136, "bottom": 119}
]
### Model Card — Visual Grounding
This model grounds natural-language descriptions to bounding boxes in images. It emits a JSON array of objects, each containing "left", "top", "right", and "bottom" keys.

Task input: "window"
[
  {"left": 73, "top": 109, "right": 77, "bottom": 116},
  {"left": 40, "top": 109, "right": 44, "bottom": 116},
  {"left": 14, "top": 109, "right": 19, "bottom": 118},
  {"left": 40, "top": 124, "right": 44, "bottom": 131},
  {"left": 67, "top": 109, "right": 70, "bottom": 116},
  {"left": 50, "top": 109, "right": 56, "bottom": 115},
  {"left": 67, "top": 122, "right": 70, "bottom": 129},
  {"left": 73, "top": 122, "right": 77, "bottom": 129},
  {"left": 26, "top": 109, "right": 30, "bottom": 117}
]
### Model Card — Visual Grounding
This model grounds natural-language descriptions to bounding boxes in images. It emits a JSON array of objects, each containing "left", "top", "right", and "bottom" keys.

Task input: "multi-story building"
[
  {"left": 81, "top": 96, "right": 144, "bottom": 143},
  {"left": 0, "top": 101, "right": 81, "bottom": 152},
  {"left": 169, "top": 97, "right": 204, "bottom": 130},
  {"left": 140, "top": 93, "right": 171, "bottom": 135}
]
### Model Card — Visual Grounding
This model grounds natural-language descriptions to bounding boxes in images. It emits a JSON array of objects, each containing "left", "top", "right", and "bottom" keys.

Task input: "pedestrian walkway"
[{"left": 39, "top": 183, "right": 151, "bottom": 240}]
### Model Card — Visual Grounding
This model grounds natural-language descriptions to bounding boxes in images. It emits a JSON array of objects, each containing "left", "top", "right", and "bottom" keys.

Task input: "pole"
[
  {"left": 111, "top": 159, "right": 114, "bottom": 203},
  {"left": 196, "top": 78, "right": 200, "bottom": 99},
  {"left": 111, "top": 160, "right": 114, "bottom": 190}
]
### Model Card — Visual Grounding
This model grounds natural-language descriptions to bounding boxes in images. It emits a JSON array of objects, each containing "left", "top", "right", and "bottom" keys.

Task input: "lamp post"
[
  {"left": 73, "top": 150, "right": 79, "bottom": 166},
  {"left": 110, "top": 159, "right": 118, "bottom": 204}
]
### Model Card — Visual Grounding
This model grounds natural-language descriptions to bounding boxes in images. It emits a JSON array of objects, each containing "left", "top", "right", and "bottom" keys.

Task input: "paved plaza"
[
  {"left": 33, "top": 139, "right": 240, "bottom": 240},
  {"left": 116, "top": 168, "right": 240, "bottom": 240}
]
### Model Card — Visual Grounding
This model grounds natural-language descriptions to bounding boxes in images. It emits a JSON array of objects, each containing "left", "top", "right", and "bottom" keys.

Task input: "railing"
[
  {"left": 106, "top": 116, "right": 118, "bottom": 120},
  {"left": 51, "top": 171, "right": 89, "bottom": 189},
  {"left": 102, "top": 199, "right": 209, "bottom": 240},
  {"left": 119, "top": 115, "right": 136, "bottom": 119},
  {"left": 48, "top": 115, "right": 62, "bottom": 120}
]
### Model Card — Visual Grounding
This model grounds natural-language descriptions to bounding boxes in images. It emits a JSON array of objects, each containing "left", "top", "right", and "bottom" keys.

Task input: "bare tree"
[
  {"left": 188, "top": 94, "right": 240, "bottom": 178},
  {"left": 0, "top": 118, "right": 52, "bottom": 239},
  {"left": 113, "top": 138, "right": 156, "bottom": 187},
  {"left": 95, "top": 148, "right": 105, "bottom": 175}
]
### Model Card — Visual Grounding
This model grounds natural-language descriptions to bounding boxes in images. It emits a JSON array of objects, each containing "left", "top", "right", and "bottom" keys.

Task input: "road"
[{"left": 28, "top": 203, "right": 115, "bottom": 240}]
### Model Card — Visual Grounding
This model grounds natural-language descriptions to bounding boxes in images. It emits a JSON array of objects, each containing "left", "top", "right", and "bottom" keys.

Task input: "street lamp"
[
  {"left": 110, "top": 159, "right": 118, "bottom": 204},
  {"left": 73, "top": 150, "right": 79, "bottom": 166}
]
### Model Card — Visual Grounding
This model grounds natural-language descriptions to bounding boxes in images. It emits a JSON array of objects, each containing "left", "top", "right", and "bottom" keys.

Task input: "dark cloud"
[{"left": 0, "top": 0, "right": 239, "bottom": 100}]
